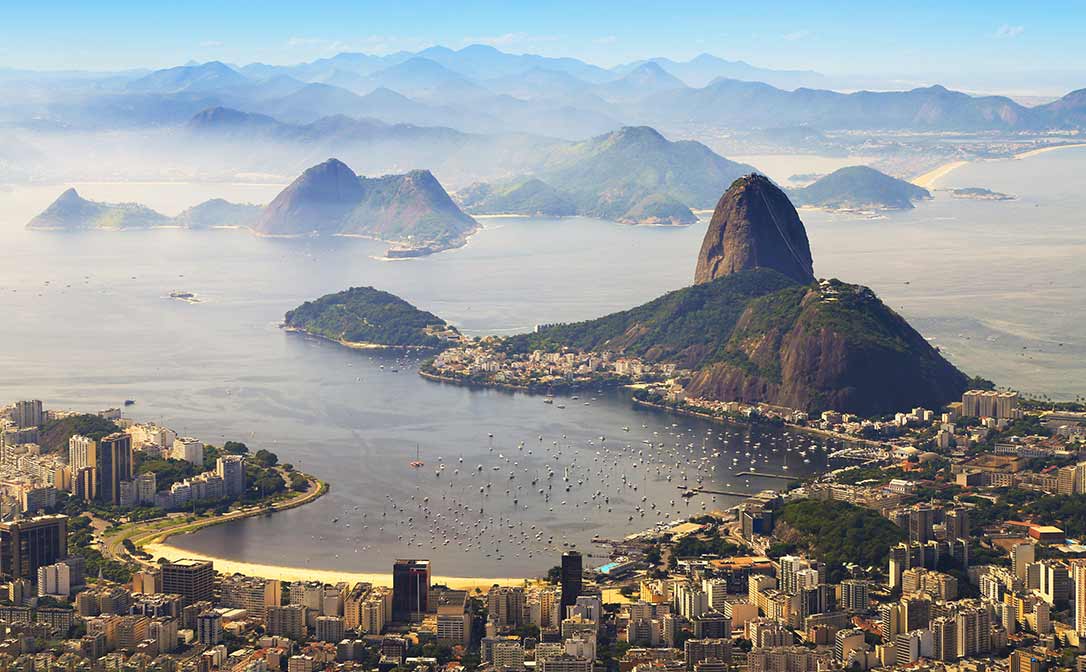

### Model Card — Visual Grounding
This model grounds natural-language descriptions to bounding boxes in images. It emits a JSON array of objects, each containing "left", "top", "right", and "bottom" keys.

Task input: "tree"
[
  {"left": 253, "top": 449, "right": 278, "bottom": 468},
  {"left": 223, "top": 441, "right": 249, "bottom": 455}
]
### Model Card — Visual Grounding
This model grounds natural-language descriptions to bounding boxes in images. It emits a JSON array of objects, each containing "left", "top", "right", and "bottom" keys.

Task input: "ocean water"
[{"left": 0, "top": 147, "right": 1081, "bottom": 576}]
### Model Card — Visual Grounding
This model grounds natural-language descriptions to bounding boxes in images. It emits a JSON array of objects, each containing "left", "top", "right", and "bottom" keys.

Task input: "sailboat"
[{"left": 409, "top": 444, "right": 425, "bottom": 469}]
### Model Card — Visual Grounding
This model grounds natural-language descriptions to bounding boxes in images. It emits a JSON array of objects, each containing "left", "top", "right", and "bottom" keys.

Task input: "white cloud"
[
  {"left": 199, "top": 40, "right": 224, "bottom": 48},
  {"left": 994, "top": 24, "right": 1025, "bottom": 38},
  {"left": 783, "top": 30, "right": 812, "bottom": 41},
  {"left": 593, "top": 35, "right": 618, "bottom": 45}
]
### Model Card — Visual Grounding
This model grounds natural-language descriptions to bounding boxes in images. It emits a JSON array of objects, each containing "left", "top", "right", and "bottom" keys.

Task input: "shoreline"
[
  {"left": 911, "top": 142, "right": 1086, "bottom": 189},
  {"left": 142, "top": 543, "right": 526, "bottom": 590},
  {"left": 282, "top": 326, "right": 447, "bottom": 352}
]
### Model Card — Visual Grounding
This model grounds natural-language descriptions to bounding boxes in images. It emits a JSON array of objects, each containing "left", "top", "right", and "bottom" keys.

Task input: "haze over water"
[{"left": 0, "top": 147, "right": 1081, "bottom": 577}]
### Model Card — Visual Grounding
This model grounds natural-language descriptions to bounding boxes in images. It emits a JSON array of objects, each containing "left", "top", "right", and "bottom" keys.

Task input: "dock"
[{"left": 735, "top": 471, "right": 798, "bottom": 480}]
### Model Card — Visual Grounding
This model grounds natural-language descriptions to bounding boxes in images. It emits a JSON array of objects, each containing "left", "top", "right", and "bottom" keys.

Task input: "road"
[{"left": 100, "top": 472, "right": 326, "bottom": 568}]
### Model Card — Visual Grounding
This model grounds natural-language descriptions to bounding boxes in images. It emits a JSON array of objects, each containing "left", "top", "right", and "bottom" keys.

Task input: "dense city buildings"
[{"left": 0, "top": 369, "right": 1081, "bottom": 672}]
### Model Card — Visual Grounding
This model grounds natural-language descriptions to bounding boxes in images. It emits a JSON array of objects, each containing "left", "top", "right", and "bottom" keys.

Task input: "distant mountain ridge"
[
  {"left": 17, "top": 44, "right": 1086, "bottom": 136},
  {"left": 633, "top": 81, "right": 1080, "bottom": 130}
]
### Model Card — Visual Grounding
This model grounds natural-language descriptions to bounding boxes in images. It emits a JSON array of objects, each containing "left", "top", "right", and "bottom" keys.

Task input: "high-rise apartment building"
[
  {"left": 97, "top": 433, "right": 133, "bottom": 505},
  {"left": 392, "top": 559, "right": 430, "bottom": 622},
  {"left": 216, "top": 455, "right": 246, "bottom": 497},
  {"left": 561, "top": 551, "right": 582, "bottom": 616},
  {"left": 0, "top": 514, "right": 67, "bottom": 580},
  {"left": 12, "top": 400, "right": 44, "bottom": 428},
  {"left": 160, "top": 559, "right": 214, "bottom": 606}
]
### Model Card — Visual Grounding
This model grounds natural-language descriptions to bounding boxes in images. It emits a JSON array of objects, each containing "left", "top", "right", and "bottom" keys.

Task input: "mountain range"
[
  {"left": 8, "top": 46, "right": 1086, "bottom": 138},
  {"left": 27, "top": 159, "right": 477, "bottom": 256}
]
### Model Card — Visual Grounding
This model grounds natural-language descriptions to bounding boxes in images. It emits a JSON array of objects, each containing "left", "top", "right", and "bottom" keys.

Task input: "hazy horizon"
[{"left": 2, "top": 1, "right": 1084, "bottom": 96}]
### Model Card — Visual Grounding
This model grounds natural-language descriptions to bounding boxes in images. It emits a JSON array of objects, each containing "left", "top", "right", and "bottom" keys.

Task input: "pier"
[{"left": 735, "top": 471, "right": 799, "bottom": 480}]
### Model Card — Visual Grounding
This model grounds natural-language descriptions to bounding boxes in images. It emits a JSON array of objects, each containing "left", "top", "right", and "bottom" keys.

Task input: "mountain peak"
[
  {"left": 56, "top": 187, "right": 83, "bottom": 203},
  {"left": 695, "top": 174, "right": 815, "bottom": 285},
  {"left": 611, "top": 125, "right": 666, "bottom": 143}
]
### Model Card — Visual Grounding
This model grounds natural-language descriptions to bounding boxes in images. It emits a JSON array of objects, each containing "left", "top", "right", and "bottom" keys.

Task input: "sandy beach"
[
  {"left": 145, "top": 542, "right": 527, "bottom": 591},
  {"left": 912, "top": 143, "right": 1086, "bottom": 189},
  {"left": 1013, "top": 143, "right": 1086, "bottom": 159},
  {"left": 911, "top": 160, "right": 969, "bottom": 189}
]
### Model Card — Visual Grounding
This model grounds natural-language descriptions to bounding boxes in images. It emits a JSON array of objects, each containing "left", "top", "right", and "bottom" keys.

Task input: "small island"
[
  {"left": 947, "top": 186, "right": 1015, "bottom": 201},
  {"left": 283, "top": 286, "right": 460, "bottom": 349},
  {"left": 167, "top": 290, "right": 200, "bottom": 304}
]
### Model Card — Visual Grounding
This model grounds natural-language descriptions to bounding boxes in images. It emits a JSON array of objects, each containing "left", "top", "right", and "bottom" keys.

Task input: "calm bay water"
[{"left": 0, "top": 148, "right": 1081, "bottom": 576}]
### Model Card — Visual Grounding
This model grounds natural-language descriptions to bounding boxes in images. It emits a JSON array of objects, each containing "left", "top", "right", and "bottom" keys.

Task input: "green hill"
[
  {"left": 505, "top": 269, "right": 968, "bottom": 415},
  {"left": 460, "top": 126, "right": 754, "bottom": 225},
  {"left": 791, "top": 165, "right": 931, "bottom": 210},
  {"left": 775, "top": 498, "right": 906, "bottom": 570},
  {"left": 284, "top": 286, "right": 455, "bottom": 348},
  {"left": 40, "top": 414, "right": 121, "bottom": 454},
  {"left": 457, "top": 179, "right": 577, "bottom": 217}
]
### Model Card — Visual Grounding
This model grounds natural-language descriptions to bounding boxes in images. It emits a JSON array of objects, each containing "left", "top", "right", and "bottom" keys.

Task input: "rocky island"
[
  {"left": 283, "top": 285, "right": 460, "bottom": 349},
  {"left": 457, "top": 126, "right": 755, "bottom": 225},
  {"left": 27, "top": 188, "right": 173, "bottom": 230},
  {"left": 947, "top": 186, "right": 1015, "bottom": 200},
  {"left": 790, "top": 165, "right": 932, "bottom": 210},
  {"left": 27, "top": 159, "right": 477, "bottom": 256},
  {"left": 255, "top": 159, "right": 478, "bottom": 256}
]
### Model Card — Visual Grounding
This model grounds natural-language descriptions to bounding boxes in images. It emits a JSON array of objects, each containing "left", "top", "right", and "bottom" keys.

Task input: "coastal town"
[
  {"left": 0, "top": 388, "right": 1084, "bottom": 672},
  {"left": 422, "top": 340, "right": 677, "bottom": 392}
]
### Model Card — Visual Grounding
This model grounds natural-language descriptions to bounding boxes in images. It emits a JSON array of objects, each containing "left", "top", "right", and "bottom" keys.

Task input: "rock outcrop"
[{"left": 694, "top": 174, "right": 815, "bottom": 284}]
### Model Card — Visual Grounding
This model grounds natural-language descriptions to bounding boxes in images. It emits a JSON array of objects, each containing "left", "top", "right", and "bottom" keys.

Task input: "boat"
[
  {"left": 409, "top": 445, "right": 425, "bottom": 469},
  {"left": 124, "top": 399, "right": 135, "bottom": 406}
]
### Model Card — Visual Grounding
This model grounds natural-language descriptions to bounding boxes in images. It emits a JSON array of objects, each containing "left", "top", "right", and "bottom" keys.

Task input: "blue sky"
[{"left": 2, "top": 0, "right": 1082, "bottom": 92}]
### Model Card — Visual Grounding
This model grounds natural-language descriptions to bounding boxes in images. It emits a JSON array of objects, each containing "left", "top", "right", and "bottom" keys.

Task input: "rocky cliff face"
[
  {"left": 694, "top": 174, "right": 815, "bottom": 284},
  {"left": 255, "top": 158, "right": 367, "bottom": 235},
  {"left": 683, "top": 280, "right": 968, "bottom": 416}
]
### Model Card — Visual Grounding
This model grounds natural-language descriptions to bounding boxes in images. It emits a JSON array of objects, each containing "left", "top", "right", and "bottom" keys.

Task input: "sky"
[{"left": 2, "top": 0, "right": 1083, "bottom": 93}]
